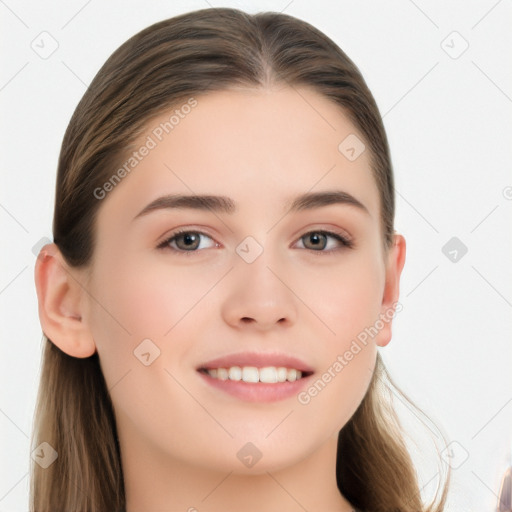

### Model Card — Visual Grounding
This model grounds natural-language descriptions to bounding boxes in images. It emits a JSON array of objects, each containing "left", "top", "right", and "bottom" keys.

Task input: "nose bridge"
[
  {"left": 220, "top": 231, "right": 297, "bottom": 328},
  {"left": 234, "top": 232, "right": 282, "bottom": 294}
]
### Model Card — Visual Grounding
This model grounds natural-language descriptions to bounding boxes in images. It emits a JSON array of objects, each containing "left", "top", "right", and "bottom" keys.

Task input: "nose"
[{"left": 220, "top": 246, "right": 298, "bottom": 331}]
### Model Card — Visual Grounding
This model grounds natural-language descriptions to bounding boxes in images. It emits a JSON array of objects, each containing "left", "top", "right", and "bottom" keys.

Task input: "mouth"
[
  {"left": 197, "top": 366, "right": 314, "bottom": 383},
  {"left": 195, "top": 352, "right": 315, "bottom": 402}
]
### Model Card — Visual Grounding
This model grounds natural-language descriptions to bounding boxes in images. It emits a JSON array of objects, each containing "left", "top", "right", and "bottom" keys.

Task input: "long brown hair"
[{"left": 30, "top": 7, "right": 451, "bottom": 511}]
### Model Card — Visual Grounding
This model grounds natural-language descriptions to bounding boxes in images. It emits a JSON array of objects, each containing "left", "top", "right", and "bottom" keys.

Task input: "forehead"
[{"left": 97, "top": 85, "right": 380, "bottom": 223}]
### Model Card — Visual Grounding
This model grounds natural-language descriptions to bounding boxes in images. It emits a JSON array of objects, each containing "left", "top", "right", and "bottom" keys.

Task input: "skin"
[{"left": 35, "top": 85, "right": 406, "bottom": 512}]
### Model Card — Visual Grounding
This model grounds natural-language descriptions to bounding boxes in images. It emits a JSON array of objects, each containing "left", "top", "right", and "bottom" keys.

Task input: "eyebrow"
[{"left": 132, "top": 190, "right": 370, "bottom": 221}]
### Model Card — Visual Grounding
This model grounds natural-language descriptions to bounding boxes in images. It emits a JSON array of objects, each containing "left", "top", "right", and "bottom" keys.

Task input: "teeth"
[
  {"left": 217, "top": 368, "right": 228, "bottom": 380},
  {"left": 228, "top": 366, "right": 242, "bottom": 381},
  {"left": 259, "top": 367, "right": 277, "bottom": 383},
  {"left": 276, "top": 367, "right": 288, "bottom": 382},
  {"left": 205, "top": 366, "right": 304, "bottom": 383},
  {"left": 242, "top": 366, "right": 259, "bottom": 383}
]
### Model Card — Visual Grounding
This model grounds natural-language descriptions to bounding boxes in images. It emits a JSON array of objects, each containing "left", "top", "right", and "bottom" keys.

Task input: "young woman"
[{"left": 31, "top": 7, "right": 450, "bottom": 511}]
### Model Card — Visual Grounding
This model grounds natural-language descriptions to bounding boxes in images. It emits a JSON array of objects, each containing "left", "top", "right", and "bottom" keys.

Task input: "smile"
[{"left": 198, "top": 366, "right": 311, "bottom": 383}]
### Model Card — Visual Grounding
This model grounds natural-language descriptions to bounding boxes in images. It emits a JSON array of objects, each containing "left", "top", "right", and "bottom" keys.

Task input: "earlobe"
[
  {"left": 375, "top": 233, "right": 406, "bottom": 348},
  {"left": 34, "top": 243, "right": 96, "bottom": 358}
]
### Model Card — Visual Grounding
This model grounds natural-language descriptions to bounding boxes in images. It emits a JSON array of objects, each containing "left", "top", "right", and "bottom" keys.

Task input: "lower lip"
[{"left": 197, "top": 371, "right": 313, "bottom": 403}]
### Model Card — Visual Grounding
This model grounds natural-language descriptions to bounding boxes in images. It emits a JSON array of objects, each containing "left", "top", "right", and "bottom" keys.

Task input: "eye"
[
  {"left": 295, "top": 230, "right": 353, "bottom": 254},
  {"left": 156, "top": 228, "right": 354, "bottom": 255},
  {"left": 156, "top": 229, "right": 218, "bottom": 254}
]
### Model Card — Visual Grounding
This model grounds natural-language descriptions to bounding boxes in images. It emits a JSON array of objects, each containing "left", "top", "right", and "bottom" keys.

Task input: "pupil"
[
  {"left": 306, "top": 232, "right": 326, "bottom": 250},
  {"left": 183, "top": 233, "right": 197, "bottom": 247}
]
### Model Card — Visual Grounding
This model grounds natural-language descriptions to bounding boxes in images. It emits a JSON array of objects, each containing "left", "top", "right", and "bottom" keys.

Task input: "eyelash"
[{"left": 156, "top": 228, "right": 354, "bottom": 256}]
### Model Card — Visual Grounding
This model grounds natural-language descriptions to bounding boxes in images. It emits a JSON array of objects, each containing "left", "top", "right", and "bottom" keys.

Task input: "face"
[{"left": 80, "top": 85, "right": 395, "bottom": 474}]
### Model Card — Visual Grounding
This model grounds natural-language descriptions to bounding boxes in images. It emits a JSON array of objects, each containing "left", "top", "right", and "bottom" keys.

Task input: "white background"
[{"left": 1, "top": 1, "right": 511, "bottom": 510}]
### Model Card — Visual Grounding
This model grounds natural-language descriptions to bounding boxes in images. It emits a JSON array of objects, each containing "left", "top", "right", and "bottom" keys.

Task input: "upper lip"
[{"left": 197, "top": 351, "right": 315, "bottom": 373}]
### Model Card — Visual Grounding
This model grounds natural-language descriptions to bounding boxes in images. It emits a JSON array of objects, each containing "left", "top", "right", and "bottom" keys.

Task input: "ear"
[
  {"left": 34, "top": 243, "right": 96, "bottom": 358},
  {"left": 375, "top": 233, "right": 406, "bottom": 348}
]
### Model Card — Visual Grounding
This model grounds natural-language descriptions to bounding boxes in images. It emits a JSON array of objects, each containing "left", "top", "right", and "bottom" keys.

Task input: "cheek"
[
  {"left": 294, "top": 253, "right": 382, "bottom": 426},
  {"left": 91, "top": 253, "right": 215, "bottom": 339},
  {"left": 86, "top": 253, "right": 219, "bottom": 385},
  {"left": 304, "top": 252, "right": 384, "bottom": 344}
]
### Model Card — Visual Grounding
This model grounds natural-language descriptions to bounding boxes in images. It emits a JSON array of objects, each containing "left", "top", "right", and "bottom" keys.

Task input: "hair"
[{"left": 30, "top": 7, "right": 451, "bottom": 511}]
